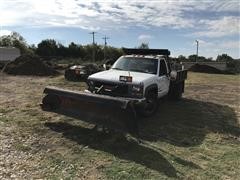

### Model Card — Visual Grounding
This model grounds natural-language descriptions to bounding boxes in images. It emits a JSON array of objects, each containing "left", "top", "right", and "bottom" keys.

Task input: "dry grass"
[{"left": 0, "top": 72, "right": 239, "bottom": 179}]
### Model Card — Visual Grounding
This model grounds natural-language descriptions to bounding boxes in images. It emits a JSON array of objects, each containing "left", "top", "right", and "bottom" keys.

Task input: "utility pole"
[
  {"left": 89, "top": 32, "right": 96, "bottom": 44},
  {"left": 195, "top": 40, "right": 199, "bottom": 62},
  {"left": 102, "top": 36, "right": 110, "bottom": 61},
  {"left": 89, "top": 32, "right": 96, "bottom": 61}
]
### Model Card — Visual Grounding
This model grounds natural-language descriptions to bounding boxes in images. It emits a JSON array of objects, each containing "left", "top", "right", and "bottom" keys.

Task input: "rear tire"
[
  {"left": 140, "top": 91, "right": 159, "bottom": 117},
  {"left": 168, "top": 82, "right": 183, "bottom": 100}
]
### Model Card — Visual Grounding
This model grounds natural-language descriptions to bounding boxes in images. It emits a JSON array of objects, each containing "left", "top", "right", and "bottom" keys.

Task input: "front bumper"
[{"left": 43, "top": 86, "right": 146, "bottom": 109}]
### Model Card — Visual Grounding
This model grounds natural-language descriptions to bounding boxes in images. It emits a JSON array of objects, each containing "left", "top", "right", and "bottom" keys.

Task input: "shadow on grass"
[
  {"left": 45, "top": 98, "right": 239, "bottom": 147},
  {"left": 44, "top": 98, "right": 228, "bottom": 176},
  {"left": 139, "top": 98, "right": 240, "bottom": 146},
  {"left": 45, "top": 122, "right": 178, "bottom": 177}
]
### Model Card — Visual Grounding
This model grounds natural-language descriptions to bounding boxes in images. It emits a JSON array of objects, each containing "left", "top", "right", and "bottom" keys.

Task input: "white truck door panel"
[
  {"left": 157, "top": 59, "right": 170, "bottom": 97},
  {"left": 157, "top": 76, "right": 169, "bottom": 97}
]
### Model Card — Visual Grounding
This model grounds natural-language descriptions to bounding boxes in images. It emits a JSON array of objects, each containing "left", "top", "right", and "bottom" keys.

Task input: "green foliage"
[
  {"left": 68, "top": 42, "right": 85, "bottom": 58},
  {"left": 56, "top": 43, "right": 68, "bottom": 57},
  {"left": 1, "top": 32, "right": 236, "bottom": 64},
  {"left": 188, "top": 54, "right": 197, "bottom": 62},
  {"left": 226, "top": 60, "right": 240, "bottom": 74},
  {"left": 207, "top": 57, "right": 213, "bottom": 61},
  {"left": 29, "top": 44, "right": 37, "bottom": 53},
  {"left": 35, "top": 39, "right": 123, "bottom": 62},
  {"left": 198, "top": 56, "right": 208, "bottom": 61},
  {"left": 178, "top": 55, "right": 187, "bottom": 62},
  {"left": 36, "top": 39, "right": 58, "bottom": 56},
  {"left": 0, "top": 31, "right": 33, "bottom": 54},
  {"left": 105, "top": 46, "right": 123, "bottom": 61},
  {"left": 216, "top": 54, "right": 233, "bottom": 62}
]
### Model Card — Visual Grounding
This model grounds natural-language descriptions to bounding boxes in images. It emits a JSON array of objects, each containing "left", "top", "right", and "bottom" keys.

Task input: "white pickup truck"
[
  {"left": 41, "top": 48, "right": 187, "bottom": 119},
  {"left": 87, "top": 48, "right": 187, "bottom": 116}
]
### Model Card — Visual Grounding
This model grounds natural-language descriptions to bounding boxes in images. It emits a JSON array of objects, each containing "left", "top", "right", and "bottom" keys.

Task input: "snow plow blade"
[
  {"left": 41, "top": 86, "right": 136, "bottom": 110},
  {"left": 41, "top": 86, "right": 143, "bottom": 134}
]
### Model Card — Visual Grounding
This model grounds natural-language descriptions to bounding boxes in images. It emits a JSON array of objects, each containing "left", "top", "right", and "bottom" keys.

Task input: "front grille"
[{"left": 93, "top": 81, "right": 129, "bottom": 97}]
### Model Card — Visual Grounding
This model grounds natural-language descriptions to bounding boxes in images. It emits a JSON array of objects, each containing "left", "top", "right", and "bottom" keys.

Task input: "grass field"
[{"left": 0, "top": 72, "right": 239, "bottom": 179}]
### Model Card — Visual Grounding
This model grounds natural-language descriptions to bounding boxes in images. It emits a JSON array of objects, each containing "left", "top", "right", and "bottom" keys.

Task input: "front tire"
[{"left": 140, "top": 91, "right": 159, "bottom": 117}]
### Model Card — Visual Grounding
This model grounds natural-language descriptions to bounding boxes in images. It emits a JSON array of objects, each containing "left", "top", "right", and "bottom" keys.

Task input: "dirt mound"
[
  {"left": 4, "top": 55, "right": 59, "bottom": 76},
  {"left": 189, "top": 63, "right": 223, "bottom": 74}
]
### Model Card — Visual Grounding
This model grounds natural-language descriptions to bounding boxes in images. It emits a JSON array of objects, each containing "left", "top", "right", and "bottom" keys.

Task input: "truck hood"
[{"left": 88, "top": 69, "right": 155, "bottom": 84}]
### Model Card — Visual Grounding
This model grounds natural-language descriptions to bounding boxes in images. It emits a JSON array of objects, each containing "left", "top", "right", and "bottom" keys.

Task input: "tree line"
[
  {"left": 0, "top": 31, "right": 237, "bottom": 63},
  {"left": 0, "top": 32, "right": 123, "bottom": 61}
]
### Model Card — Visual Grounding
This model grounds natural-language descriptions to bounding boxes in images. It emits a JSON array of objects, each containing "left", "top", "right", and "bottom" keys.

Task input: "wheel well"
[{"left": 145, "top": 84, "right": 158, "bottom": 97}]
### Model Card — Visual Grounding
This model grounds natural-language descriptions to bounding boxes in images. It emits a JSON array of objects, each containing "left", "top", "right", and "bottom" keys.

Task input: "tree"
[
  {"left": 138, "top": 43, "right": 149, "bottom": 49},
  {"left": 67, "top": 42, "right": 85, "bottom": 58},
  {"left": 0, "top": 31, "right": 32, "bottom": 54},
  {"left": 0, "top": 35, "right": 12, "bottom": 46},
  {"left": 56, "top": 43, "right": 68, "bottom": 57},
  {"left": 197, "top": 56, "right": 207, "bottom": 62},
  {"left": 207, "top": 57, "right": 213, "bottom": 61},
  {"left": 226, "top": 60, "right": 240, "bottom": 74},
  {"left": 216, "top": 54, "right": 233, "bottom": 62},
  {"left": 178, "top": 55, "right": 187, "bottom": 62},
  {"left": 105, "top": 46, "right": 123, "bottom": 61},
  {"left": 68, "top": 42, "right": 79, "bottom": 57},
  {"left": 36, "top": 39, "right": 58, "bottom": 57},
  {"left": 95, "top": 45, "right": 104, "bottom": 61},
  {"left": 188, "top": 54, "right": 197, "bottom": 62}
]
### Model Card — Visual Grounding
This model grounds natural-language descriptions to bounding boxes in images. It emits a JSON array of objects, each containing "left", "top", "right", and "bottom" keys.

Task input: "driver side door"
[{"left": 157, "top": 59, "right": 170, "bottom": 97}]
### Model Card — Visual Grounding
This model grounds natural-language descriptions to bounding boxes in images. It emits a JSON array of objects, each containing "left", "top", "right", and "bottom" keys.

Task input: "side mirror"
[
  {"left": 170, "top": 70, "right": 177, "bottom": 80},
  {"left": 103, "top": 64, "right": 107, "bottom": 70}
]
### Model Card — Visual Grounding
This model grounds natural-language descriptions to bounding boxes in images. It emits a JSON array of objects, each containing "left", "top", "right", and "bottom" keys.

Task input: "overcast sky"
[{"left": 0, "top": 0, "right": 239, "bottom": 58}]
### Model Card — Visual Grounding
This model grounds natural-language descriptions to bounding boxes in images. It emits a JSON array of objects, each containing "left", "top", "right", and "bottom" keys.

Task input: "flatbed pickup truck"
[
  {"left": 86, "top": 48, "right": 187, "bottom": 116},
  {"left": 42, "top": 48, "right": 187, "bottom": 118}
]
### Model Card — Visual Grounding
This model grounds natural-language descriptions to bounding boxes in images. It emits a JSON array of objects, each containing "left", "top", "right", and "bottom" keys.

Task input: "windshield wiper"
[{"left": 111, "top": 67, "right": 124, "bottom": 70}]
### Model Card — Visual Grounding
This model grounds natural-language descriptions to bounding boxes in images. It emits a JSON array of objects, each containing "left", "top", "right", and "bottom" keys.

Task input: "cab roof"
[{"left": 122, "top": 48, "right": 170, "bottom": 56}]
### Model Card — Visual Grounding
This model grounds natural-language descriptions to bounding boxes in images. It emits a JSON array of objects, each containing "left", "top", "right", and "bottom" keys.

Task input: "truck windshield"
[{"left": 111, "top": 57, "right": 158, "bottom": 74}]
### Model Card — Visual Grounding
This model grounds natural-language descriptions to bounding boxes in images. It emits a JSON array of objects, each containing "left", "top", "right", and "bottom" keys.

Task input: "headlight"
[
  {"left": 131, "top": 83, "right": 144, "bottom": 97},
  {"left": 132, "top": 85, "right": 142, "bottom": 92}
]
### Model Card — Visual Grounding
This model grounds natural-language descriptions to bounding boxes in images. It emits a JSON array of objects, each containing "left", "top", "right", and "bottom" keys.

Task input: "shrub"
[{"left": 226, "top": 60, "right": 240, "bottom": 74}]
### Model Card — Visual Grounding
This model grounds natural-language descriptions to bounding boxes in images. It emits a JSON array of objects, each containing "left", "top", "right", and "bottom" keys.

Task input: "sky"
[{"left": 0, "top": 0, "right": 239, "bottom": 59}]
